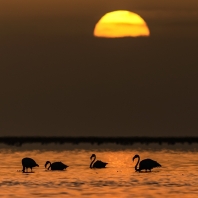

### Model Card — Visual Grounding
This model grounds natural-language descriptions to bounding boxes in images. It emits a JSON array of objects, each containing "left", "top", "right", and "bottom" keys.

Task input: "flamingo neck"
[
  {"left": 47, "top": 161, "right": 52, "bottom": 170},
  {"left": 135, "top": 156, "right": 140, "bottom": 171},
  {"left": 90, "top": 156, "right": 96, "bottom": 168}
]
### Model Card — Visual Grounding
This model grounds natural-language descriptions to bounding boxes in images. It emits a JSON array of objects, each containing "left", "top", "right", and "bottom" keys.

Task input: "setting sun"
[{"left": 94, "top": 10, "right": 150, "bottom": 38}]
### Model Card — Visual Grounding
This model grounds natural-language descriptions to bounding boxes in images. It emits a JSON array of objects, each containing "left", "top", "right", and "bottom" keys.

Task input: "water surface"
[{"left": 0, "top": 144, "right": 198, "bottom": 198}]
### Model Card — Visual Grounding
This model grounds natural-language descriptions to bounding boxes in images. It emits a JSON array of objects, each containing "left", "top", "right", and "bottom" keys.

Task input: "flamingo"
[
  {"left": 90, "top": 154, "right": 108, "bottom": 168},
  {"left": 133, "top": 154, "right": 161, "bottom": 172},
  {"left": 45, "top": 161, "right": 68, "bottom": 170},
  {"left": 22, "top": 157, "right": 39, "bottom": 173}
]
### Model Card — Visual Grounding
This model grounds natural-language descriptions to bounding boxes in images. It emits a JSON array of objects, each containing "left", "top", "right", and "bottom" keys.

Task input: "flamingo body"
[
  {"left": 22, "top": 157, "right": 39, "bottom": 172},
  {"left": 139, "top": 158, "right": 161, "bottom": 171},
  {"left": 93, "top": 160, "right": 108, "bottom": 168}
]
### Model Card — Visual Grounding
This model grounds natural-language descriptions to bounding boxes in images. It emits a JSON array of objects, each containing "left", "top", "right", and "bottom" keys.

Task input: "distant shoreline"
[{"left": 0, "top": 136, "right": 198, "bottom": 146}]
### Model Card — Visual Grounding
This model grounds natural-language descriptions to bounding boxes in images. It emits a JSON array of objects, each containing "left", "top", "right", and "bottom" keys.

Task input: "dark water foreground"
[{"left": 0, "top": 136, "right": 198, "bottom": 146}]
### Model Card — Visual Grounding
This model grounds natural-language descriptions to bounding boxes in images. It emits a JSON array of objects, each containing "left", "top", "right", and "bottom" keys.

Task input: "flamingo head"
[
  {"left": 90, "top": 154, "right": 96, "bottom": 160},
  {"left": 132, "top": 154, "right": 140, "bottom": 161}
]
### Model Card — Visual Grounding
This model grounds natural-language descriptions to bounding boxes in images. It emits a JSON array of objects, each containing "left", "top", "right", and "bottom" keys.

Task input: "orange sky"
[{"left": 0, "top": 0, "right": 198, "bottom": 137}]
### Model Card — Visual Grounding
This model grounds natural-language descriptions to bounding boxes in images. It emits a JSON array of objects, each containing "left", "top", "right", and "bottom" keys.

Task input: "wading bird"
[
  {"left": 22, "top": 157, "right": 39, "bottom": 173},
  {"left": 133, "top": 154, "right": 161, "bottom": 172},
  {"left": 90, "top": 154, "right": 108, "bottom": 168},
  {"left": 45, "top": 161, "right": 68, "bottom": 170}
]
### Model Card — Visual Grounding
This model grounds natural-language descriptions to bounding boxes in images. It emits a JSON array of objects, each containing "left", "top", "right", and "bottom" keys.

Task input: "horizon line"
[{"left": 0, "top": 136, "right": 198, "bottom": 146}]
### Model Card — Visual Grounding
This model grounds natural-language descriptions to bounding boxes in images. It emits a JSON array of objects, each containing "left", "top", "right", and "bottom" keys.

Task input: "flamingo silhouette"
[
  {"left": 133, "top": 154, "right": 161, "bottom": 172},
  {"left": 90, "top": 154, "right": 108, "bottom": 168},
  {"left": 45, "top": 161, "right": 68, "bottom": 170},
  {"left": 22, "top": 157, "right": 39, "bottom": 173}
]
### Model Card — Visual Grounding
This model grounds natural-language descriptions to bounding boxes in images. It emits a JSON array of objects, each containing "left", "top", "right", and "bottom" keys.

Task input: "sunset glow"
[{"left": 94, "top": 10, "right": 150, "bottom": 38}]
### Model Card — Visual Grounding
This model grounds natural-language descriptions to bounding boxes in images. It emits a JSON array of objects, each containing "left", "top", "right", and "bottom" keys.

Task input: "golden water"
[{"left": 0, "top": 144, "right": 198, "bottom": 198}]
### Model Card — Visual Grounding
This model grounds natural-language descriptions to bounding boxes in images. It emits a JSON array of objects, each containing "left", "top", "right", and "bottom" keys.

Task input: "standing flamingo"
[
  {"left": 22, "top": 157, "right": 39, "bottom": 173},
  {"left": 133, "top": 154, "right": 161, "bottom": 172},
  {"left": 90, "top": 154, "right": 108, "bottom": 168}
]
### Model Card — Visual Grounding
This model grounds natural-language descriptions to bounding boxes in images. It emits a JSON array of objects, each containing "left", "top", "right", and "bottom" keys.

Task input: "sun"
[{"left": 94, "top": 10, "right": 150, "bottom": 38}]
